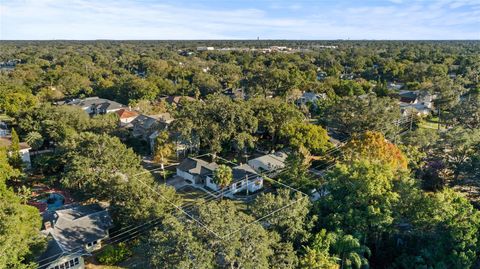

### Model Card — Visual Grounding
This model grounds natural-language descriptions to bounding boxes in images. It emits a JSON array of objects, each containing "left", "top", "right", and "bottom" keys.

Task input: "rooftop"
[
  {"left": 42, "top": 204, "right": 113, "bottom": 251},
  {"left": 39, "top": 204, "right": 113, "bottom": 268},
  {"left": 249, "top": 151, "right": 288, "bottom": 168},
  {"left": 232, "top": 163, "right": 258, "bottom": 182},
  {"left": 0, "top": 136, "right": 30, "bottom": 150},
  {"left": 177, "top": 157, "right": 219, "bottom": 177},
  {"left": 115, "top": 109, "right": 139, "bottom": 119},
  {"left": 68, "top": 97, "right": 125, "bottom": 111}
]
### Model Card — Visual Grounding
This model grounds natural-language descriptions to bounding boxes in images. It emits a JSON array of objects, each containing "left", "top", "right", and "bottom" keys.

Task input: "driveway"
[{"left": 166, "top": 175, "right": 189, "bottom": 190}]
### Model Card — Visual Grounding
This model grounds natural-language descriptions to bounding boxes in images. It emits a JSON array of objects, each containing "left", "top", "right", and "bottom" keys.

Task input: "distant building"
[
  {"left": 115, "top": 109, "right": 139, "bottom": 126},
  {"left": 130, "top": 113, "right": 174, "bottom": 151},
  {"left": 0, "top": 121, "right": 10, "bottom": 137},
  {"left": 67, "top": 97, "right": 125, "bottom": 116},
  {"left": 247, "top": 151, "right": 288, "bottom": 174},
  {"left": 176, "top": 158, "right": 263, "bottom": 197},
  {"left": 205, "top": 163, "right": 263, "bottom": 195},
  {"left": 0, "top": 136, "right": 31, "bottom": 167},
  {"left": 387, "top": 82, "right": 404, "bottom": 91},
  {"left": 398, "top": 90, "right": 437, "bottom": 117},
  {"left": 224, "top": 88, "right": 246, "bottom": 100},
  {"left": 38, "top": 204, "right": 113, "bottom": 269},
  {"left": 161, "top": 96, "right": 196, "bottom": 107},
  {"left": 176, "top": 157, "right": 219, "bottom": 185},
  {"left": 269, "top": 46, "right": 291, "bottom": 51},
  {"left": 197, "top": 46, "right": 215, "bottom": 51},
  {"left": 0, "top": 59, "right": 20, "bottom": 71},
  {"left": 340, "top": 73, "right": 354, "bottom": 80},
  {"left": 317, "top": 71, "right": 328, "bottom": 80},
  {"left": 296, "top": 92, "right": 326, "bottom": 107}
]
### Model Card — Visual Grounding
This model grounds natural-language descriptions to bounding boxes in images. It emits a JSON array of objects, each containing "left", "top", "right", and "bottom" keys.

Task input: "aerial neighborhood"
[{"left": 1, "top": 38, "right": 480, "bottom": 269}]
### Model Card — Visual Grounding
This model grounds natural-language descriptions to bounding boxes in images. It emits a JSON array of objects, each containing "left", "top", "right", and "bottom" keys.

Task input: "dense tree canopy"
[
  {"left": 280, "top": 122, "right": 332, "bottom": 155},
  {"left": 0, "top": 148, "right": 44, "bottom": 269},
  {"left": 60, "top": 132, "right": 179, "bottom": 222},
  {"left": 2, "top": 40, "right": 480, "bottom": 269},
  {"left": 343, "top": 131, "right": 408, "bottom": 171},
  {"left": 143, "top": 200, "right": 293, "bottom": 269},
  {"left": 321, "top": 94, "right": 401, "bottom": 138}
]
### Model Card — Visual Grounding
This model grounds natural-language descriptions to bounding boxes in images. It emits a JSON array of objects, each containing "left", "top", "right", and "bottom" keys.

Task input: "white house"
[
  {"left": 248, "top": 151, "right": 288, "bottom": 174},
  {"left": 176, "top": 157, "right": 219, "bottom": 185},
  {"left": 0, "top": 137, "right": 31, "bottom": 168},
  {"left": 115, "top": 109, "right": 139, "bottom": 126},
  {"left": 129, "top": 113, "right": 174, "bottom": 152},
  {"left": 205, "top": 164, "right": 263, "bottom": 196},
  {"left": 296, "top": 92, "right": 326, "bottom": 107},
  {"left": 197, "top": 46, "right": 215, "bottom": 51},
  {"left": 400, "top": 103, "right": 431, "bottom": 117},
  {"left": 38, "top": 204, "right": 113, "bottom": 269},
  {"left": 67, "top": 97, "right": 125, "bottom": 116},
  {"left": 387, "top": 82, "right": 404, "bottom": 91},
  {"left": 399, "top": 90, "right": 437, "bottom": 109},
  {"left": 0, "top": 121, "right": 10, "bottom": 137},
  {"left": 399, "top": 90, "right": 437, "bottom": 117},
  {"left": 176, "top": 158, "right": 264, "bottom": 196}
]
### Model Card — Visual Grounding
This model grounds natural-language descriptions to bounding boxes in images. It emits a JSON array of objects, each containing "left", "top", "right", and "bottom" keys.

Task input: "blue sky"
[{"left": 1, "top": 0, "right": 479, "bottom": 40}]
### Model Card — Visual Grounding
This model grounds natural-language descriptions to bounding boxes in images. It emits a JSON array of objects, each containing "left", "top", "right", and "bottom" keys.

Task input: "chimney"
[{"left": 44, "top": 221, "right": 52, "bottom": 230}]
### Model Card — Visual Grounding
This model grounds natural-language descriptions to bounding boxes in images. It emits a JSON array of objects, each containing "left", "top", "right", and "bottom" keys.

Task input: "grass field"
[
  {"left": 418, "top": 116, "right": 446, "bottom": 131},
  {"left": 177, "top": 185, "right": 212, "bottom": 201}
]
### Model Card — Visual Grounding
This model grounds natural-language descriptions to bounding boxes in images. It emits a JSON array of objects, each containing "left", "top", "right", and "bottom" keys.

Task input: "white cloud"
[{"left": 0, "top": 0, "right": 479, "bottom": 40}]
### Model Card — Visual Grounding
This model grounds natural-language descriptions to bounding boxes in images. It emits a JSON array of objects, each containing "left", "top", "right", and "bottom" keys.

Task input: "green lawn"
[
  {"left": 418, "top": 116, "right": 446, "bottom": 131},
  {"left": 177, "top": 185, "right": 211, "bottom": 202}
]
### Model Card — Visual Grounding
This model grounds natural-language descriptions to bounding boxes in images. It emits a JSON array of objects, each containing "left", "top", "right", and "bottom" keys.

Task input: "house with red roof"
[{"left": 115, "top": 109, "right": 139, "bottom": 126}]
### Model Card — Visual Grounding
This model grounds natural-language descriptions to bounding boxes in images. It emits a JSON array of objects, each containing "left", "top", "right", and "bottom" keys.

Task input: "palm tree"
[
  {"left": 213, "top": 165, "right": 233, "bottom": 198},
  {"left": 25, "top": 131, "right": 44, "bottom": 153},
  {"left": 153, "top": 131, "right": 174, "bottom": 182},
  {"left": 332, "top": 234, "right": 370, "bottom": 269}
]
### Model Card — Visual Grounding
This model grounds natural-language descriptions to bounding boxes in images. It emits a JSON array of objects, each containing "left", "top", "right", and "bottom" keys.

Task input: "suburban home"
[
  {"left": 340, "top": 73, "right": 355, "bottom": 80},
  {"left": 176, "top": 157, "right": 263, "bottom": 196},
  {"left": 0, "top": 121, "right": 10, "bottom": 137},
  {"left": 224, "top": 88, "right": 246, "bottom": 100},
  {"left": 400, "top": 103, "right": 431, "bottom": 117},
  {"left": 317, "top": 71, "right": 327, "bottom": 80},
  {"left": 161, "top": 95, "right": 196, "bottom": 107},
  {"left": 38, "top": 204, "right": 113, "bottom": 269},
  {"left": 131, "top": 113, "right": 174, "bottom": 150},
  {"left": 0, "top": 136, "right": 31, "bottom": 167},
  {"left": 296, "top": 92, "right": 326, "bottom": 107},
  {"left": 116, "top": 109, "right": 139, "bottom": 126},
  {"left": 387, "top": 82, "right": 404, "bottom": 91},
  {"left": 176, "top": 157, "right": 219, "bottom": 185},
  {"left": 67, "top": 97, "right": 125, "bottom": 116},
  {"left": 205, "top": 163, "right": 263, "bottom": 196},
  {"left": 398, "top": 90, "right": 437, "bottom": 116},
  {"left": 174, "top": 134, "right": 200, "bottom": 156},
  {"left": 197, "top": 46, "right": 215, "bottom": 51},
  {"left": 248, "top": 151, "right": 288, "bottom": 174},
  {"left": 0, "top": 59, "right": 19, "bottom": 71},
  {"left": 399, "top": 90, "right": 436, "bottom": 108}
]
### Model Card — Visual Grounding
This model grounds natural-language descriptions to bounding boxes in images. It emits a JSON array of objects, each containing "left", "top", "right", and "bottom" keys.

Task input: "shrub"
[{"left": 97, "top": 243, "right": 132, "bottom": 265}]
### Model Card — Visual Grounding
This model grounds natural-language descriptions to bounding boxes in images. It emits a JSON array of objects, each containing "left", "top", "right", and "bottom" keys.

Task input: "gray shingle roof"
[
  {"left": 131, "top": 114, "right": 160, "bottom": 129},
  {"left": 39, "top": 204, "right": 113, "bottom": 268},
  {"left": 232, "top": 164, "right": 258, "bottom": 182},
  {"left": 177, "top": 157, "right": 218, "bottom": 177},
  {"left": 249, "top": 151, "right": 288, "bottom": 170},
  {"left": 398, "top": 91, "right": 422, "bottom": 104},
  {"left": 38, "top": 238, "right": 64, "bottom": 269},
  {"left": 68, "top": 97, "right": 124, "bottom": 111}
]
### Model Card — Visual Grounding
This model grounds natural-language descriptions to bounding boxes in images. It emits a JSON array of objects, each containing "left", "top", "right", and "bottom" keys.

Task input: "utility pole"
[
  {"left": 246, "top": 175, "right": 249, "bottom": 196},
  {"left": 409, "top": 113, "right": 413, "bottom": 131}
]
